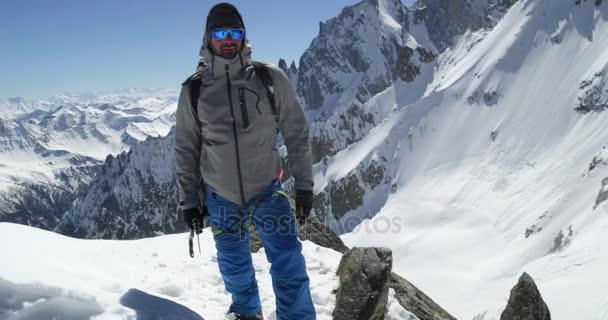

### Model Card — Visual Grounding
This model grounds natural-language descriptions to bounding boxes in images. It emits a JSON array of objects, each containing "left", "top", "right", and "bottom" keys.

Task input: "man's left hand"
[{"left": 295, "top": 189, "right": 313, "bottom": 225}]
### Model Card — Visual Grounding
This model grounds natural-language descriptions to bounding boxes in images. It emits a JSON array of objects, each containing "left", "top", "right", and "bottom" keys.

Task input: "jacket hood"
[{"left": 197, "top": 31, "right": 252, "bottom": 79}]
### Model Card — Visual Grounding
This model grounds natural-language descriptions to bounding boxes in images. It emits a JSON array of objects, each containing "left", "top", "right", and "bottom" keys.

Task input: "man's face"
[{"left": 209, "top": 27, "right": 243, "bottom": 59}]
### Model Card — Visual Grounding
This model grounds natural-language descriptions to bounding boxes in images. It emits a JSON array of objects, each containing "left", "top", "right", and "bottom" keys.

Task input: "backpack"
[{"left": 186, "top": 61, "right": 278, "bottom": 124}]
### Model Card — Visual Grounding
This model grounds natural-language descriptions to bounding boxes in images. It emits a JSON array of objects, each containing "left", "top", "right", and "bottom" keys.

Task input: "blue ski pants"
[{"left": 205, "top": 180, "right": 316, "bottom": 319}]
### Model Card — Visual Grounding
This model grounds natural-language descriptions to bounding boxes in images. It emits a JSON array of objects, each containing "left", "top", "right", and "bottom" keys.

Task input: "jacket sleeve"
[
  {"left": 175, "top": 82, "right": 203, "bottom": 209},
  {"left": 272, "top": 67, "right": 314, "bottom": 191}
]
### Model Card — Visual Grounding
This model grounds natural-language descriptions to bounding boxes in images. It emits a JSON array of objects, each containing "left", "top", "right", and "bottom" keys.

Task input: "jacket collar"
[{"left": 198, "top": 36, "right": 252, "bottom": 80}]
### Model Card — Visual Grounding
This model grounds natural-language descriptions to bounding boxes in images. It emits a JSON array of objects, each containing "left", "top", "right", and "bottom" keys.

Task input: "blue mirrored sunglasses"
[{"left": 211, "top": 29, "right": 245, "bottom": 40}]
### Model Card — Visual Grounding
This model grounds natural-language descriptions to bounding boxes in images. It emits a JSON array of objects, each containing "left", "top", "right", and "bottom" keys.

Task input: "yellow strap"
[
  {"left": 275, "top": 190, "right": 288, "bottom": 198},
  {"left": 275, "top": 190, "right": 295, "bottom": 211},
  {"left": 211, "top": 227, "right": 223, "bottom": 236}
]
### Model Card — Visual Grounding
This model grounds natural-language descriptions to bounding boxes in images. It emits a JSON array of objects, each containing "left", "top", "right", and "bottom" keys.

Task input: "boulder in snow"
[
  {"left": 389, "top": 272, "right": 457, "bottom": 320},
  {"left": 500, "top": 272, "right": 551, "bottom": 320},
  {"left": 333, "top": 247, "right": 392, "bottom": 320}
]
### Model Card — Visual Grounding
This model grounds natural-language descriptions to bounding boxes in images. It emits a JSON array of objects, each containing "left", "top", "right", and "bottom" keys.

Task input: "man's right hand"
[{"left": 183, "top": 206, "right": 206, "bottom": 233}]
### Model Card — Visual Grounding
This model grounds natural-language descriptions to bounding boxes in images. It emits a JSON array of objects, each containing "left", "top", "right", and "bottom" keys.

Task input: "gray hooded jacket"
[{"left": 175, "top": 38, "right": 313, "bottom": 209}]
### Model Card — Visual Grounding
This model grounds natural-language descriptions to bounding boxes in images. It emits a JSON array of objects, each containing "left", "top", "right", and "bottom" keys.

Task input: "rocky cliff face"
[
  {"left": 295, "top": 0, "right": 439, "bottom": 164},
  {"left": 297, "top": 0, "right": 431, "bottom": 115},
  {"left": 575, "top": 67, "right": 608, "bottom": 113},
  {"left": 0, "top": 164, "right": 101, "bottom": 230},
  {"left": 412, "top": 0, "right": 511, "bottom": 52},
  {"left": 56, "top": 129, "right": 181, "bottom": 239}
]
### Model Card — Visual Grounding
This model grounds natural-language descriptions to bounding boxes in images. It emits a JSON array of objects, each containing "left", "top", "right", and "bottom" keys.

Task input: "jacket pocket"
[{"left": 238, "top": 87, "right": 261, "bottom": 129}]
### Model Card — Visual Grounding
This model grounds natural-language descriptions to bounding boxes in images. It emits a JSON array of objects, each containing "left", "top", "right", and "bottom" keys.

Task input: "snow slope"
[
  {"left": 0, "top": 223, "right": 413, "bottom": 320},
  {"left": 328, "top": 0, "right": 608, "bottom": 319}
]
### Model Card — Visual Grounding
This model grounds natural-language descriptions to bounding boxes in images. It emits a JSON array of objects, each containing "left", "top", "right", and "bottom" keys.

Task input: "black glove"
[
  {"left": 182, "top": 205, "right": 207, "bottom": 234},
  {"left": 295, "top": 189, "right": 313, "bottom": 225}
]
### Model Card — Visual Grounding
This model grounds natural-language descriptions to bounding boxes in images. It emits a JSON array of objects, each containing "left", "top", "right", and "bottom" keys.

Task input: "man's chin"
[{"left": 219, "top": 50, "right": 239, "bottom": 59}]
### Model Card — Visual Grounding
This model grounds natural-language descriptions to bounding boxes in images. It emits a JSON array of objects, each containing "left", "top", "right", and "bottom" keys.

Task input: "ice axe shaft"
[
  {"left": 196, "top": 232, "right": 201, "bottom": 255},
  {"left": 188, "top": 229, "right": 195, "bottom": 258}
]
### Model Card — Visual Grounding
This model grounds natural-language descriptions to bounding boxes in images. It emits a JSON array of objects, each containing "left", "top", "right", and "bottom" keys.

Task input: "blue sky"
[{"left": 0, "top": 0, "right": 414, "bottom": 98}]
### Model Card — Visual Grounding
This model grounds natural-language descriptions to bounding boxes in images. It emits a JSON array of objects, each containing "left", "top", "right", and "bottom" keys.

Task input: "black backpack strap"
[
  {"left": 252, "top": 61, "right": 279, "bottom": 123},
  {"left": 182, "top": 73, "right": 202, "bottom": 123},
  {"left": 189, "top": 78, "right": 202, "bottom": 119}
]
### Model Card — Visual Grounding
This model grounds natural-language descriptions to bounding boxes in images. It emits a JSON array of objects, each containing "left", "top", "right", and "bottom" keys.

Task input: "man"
[{"left": 174, "top": 3, "right": 316, "bottom": 320}]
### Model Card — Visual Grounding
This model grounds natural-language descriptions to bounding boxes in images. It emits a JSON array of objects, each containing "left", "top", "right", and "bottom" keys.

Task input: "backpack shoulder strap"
[
  {"left": 182, "top": 72, "right": 202, "bottom": 122},
  {"left": 252, "top": 61, "right": 278, "bottom": 122}
]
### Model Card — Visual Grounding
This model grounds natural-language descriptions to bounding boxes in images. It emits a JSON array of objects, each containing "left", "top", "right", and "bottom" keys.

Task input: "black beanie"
[{"left": 206, "top": 3, "right": 245, "bottom": 31}]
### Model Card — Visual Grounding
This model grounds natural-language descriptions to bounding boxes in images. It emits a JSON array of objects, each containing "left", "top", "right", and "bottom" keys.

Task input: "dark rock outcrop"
[
  {"left": 329, "top": 173, "right": 366, "bottom": 220},
  {"left": 594, "top": 177, "right": 608, "bottom": 209},
  {"left": 575, "top": 71, "right": 608, "bottom": 113},
  {"left": 299, "top": 216, "right": 349, "bottom": 253},
  {"left": 548, "top": 226, "right": 574, "bottom": 253},
  {"left": 311, "top": 104, "right": 376, "bottom": 163},
  {"left": 468, "top": 87, "right": 502, "bottom": 106},
  {"left": 575, "top": 0, "right": 604, "bottom": 6},
  {"left": 389, "top": 272, "right": 457, "bottom": 320},
  {"left": 278, "top": 58, "right": 289, "bottom": 75},
  {"left": 413, "top": 0, "right": 510, "bottom": 52},
  {"left": 500, "top": 272, "right": 551, "bottom": 320},
  {"left": 333, "top": 247, "right": 393, "bottom": 320}
]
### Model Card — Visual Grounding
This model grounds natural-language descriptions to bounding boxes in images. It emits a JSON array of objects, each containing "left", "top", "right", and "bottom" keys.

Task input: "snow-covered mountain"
[
  {"left": 293, "top": 0, "right": 515, "bottom": 165},
  {"left": 327, "top": 0, "right": 608, "bottom": 319},
  {"left": 0, "top": 89, "right": 178, "bottom": 231},
  {"left": 295, "top": 0, "right": 435, "bottom": 163},
  {"left": 56, "top": 129, "right": 180, "bottom": 239}
]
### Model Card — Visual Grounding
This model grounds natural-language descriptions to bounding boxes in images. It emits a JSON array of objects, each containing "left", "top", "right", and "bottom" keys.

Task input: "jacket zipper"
[
  {"left": 225, "top": 64, "right": 247, "bottom": 207},
  {"left": 238, "top": 88, "right": 249, "bottom": 129}
]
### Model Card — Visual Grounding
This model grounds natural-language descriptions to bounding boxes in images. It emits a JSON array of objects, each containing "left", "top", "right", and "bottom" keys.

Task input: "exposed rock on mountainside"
[
  {"left": 56, "top": 129, "right": 180, "bottom": 239},
  {"left": 333, "top": 247, "right": 392, "bottom": 320},
  {"left": 412, "top": 0, "right": 511, "bottom": 51},
  {"left": 500, "top": 273, "right": 551, "bottom": 320},
  {"left": 333, "top": 247, "right": 457, "bottom": 320},
  {"left": 390, "top": 272, "right": 457, "bottom": 320},
  {"left": 297, "top": 0, "right": 433, "bottom": 114},
  {"left": 574, "top": 70, "right": 608, "bottom": 113},
  {"left": 594, "top": 177, "right": 608, "bottom": 209}
]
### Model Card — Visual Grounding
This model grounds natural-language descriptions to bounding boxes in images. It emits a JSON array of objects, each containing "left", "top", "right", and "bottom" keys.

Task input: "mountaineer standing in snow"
[{"left": 174, "top": 3, "right": 316, "bottom": 319}]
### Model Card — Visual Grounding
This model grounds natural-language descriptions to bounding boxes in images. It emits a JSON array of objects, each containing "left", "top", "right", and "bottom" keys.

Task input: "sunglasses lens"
[
  {"left": 212, "top": 29, "right": 228, "bottom": 40},
  {"left": 212, "top": 29, "right": 244, "bottom": 40},
  {"left": 230, "top": 29, "right": 244, "bottom": 40}
]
